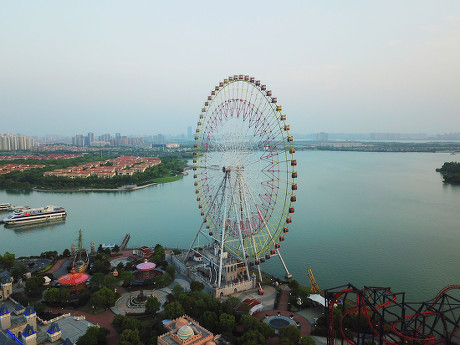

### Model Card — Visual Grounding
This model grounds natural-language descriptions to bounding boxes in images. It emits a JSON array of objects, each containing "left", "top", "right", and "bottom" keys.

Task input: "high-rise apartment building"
[
  {"left": 87, "top": 132, "right": 95, "bottom": 145},
  {"left": 0, "top": 134, "right": 35, "bottom": 151},
  {"left": 316, "top": 132, "right": 329, "bottom": 142}
]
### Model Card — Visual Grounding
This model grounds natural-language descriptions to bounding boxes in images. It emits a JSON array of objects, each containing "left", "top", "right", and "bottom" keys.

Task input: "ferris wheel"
[{"left": 186, "top": 74, "right": 297, "bottom": 285}]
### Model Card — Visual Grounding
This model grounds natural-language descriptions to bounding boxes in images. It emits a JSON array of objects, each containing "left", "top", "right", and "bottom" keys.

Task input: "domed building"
[{"left": 158, "top": 315, "right": 218, "bottom": 345}]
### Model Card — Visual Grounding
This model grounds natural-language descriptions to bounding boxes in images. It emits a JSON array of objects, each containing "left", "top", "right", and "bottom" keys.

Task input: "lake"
[{"left": 1, "top": 151, "right": 459, "bottom": 301}]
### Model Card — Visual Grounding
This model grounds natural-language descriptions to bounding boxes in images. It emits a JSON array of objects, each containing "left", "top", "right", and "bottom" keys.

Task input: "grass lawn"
[{"left": 152, "top": 175, "right": 183, "bottom": 183}]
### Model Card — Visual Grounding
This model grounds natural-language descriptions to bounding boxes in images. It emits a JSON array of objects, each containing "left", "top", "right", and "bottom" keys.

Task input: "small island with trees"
[{"left": 436, "top": 161, "right": 460, "bottom": 184}]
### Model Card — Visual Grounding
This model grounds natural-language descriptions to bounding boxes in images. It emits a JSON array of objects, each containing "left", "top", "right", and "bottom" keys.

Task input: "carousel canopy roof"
[
  {"left": 136, "top": 261, "right": 156, "bottom": 271},
  {"left": 58, "top": 268, "right": 89, "bottom": 286}
]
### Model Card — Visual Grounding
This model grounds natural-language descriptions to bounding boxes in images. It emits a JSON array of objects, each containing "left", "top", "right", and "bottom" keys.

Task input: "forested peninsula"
[
  {"left": 0, "top": 154, "right": 188, "bottom": 191},
  {"left": 436, "top": 161, "right": 460, "bottom": 184}
]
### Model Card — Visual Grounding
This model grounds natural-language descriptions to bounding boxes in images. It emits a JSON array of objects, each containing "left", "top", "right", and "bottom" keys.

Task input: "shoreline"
[{"left": 32, "top": 182, "right": 157, "bottom": 193}]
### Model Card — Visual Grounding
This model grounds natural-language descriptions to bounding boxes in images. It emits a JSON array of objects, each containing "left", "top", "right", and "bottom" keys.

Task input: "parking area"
[{"left": 16, "top": 258, "right": 52, "bottom": 273}]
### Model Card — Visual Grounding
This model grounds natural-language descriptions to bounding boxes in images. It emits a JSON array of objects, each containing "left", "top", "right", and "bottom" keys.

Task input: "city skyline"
[{"left": 1, "top": 1, "right": 460, "bottom": 136}]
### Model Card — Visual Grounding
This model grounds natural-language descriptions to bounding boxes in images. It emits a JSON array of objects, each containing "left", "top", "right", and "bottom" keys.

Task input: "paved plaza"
[{"left": 113, "top": 289, "right": 167, "bottom": 315}]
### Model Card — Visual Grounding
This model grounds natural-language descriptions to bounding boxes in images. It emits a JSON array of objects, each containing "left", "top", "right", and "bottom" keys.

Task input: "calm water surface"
[{"left": 1, "top": 151, "right": 459, "bottom": 301}]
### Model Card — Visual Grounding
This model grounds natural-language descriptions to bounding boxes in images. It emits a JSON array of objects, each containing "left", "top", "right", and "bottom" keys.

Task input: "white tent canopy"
[{"left": 308, "top": 294, "right": 327, "bottom": 307}]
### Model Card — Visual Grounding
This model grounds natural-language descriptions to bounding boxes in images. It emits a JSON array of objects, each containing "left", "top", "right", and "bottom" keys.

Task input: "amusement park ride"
[
  {"left": 184, "top": 75, "right": 297, "bottom": 293},
  {"left": 325, "top": 284, "right": 460, "bottom": 345},
  {"left": 306, "top": 268, "right": 460, "bottom": 344}
]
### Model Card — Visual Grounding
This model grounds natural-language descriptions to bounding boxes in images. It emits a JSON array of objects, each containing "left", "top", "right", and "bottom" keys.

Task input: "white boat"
[
  {"left": 7, "top": 205, "right": 30, "bottom": 212},
  {"left": 2, "top": 205, "right": 66, "bottom": 226},
  {"left": 0, "top": 203, "right": 11, "bottom": 211}
]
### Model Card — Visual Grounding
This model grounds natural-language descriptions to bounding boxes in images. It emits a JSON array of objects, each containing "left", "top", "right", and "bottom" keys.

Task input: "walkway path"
[
  {"left": 46, "top": 257, "right": 71, "bottom": 274},
  {"left": 278, "top": 284, "right": 291, "bottom": 311}
]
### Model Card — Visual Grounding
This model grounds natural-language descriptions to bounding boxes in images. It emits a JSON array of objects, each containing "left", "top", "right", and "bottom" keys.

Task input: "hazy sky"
[{"left": 1, "top": 1, "right": 459, "bottom": 137}]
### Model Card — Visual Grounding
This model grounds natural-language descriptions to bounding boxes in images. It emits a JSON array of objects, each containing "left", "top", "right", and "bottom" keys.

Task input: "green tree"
[
  {"left": 240, "top": 314, "right": 259, "bottom": 331},
  {"left": 120, "top": 328, "right": 142, "bottom": 345},
  {"left": 59, "top": 288, "right": 71, "bottom": 304},
  {"left": 301, "top": 336, "right": 316, "bottom": 345},
  {"left": 190, "top": 280, "right": 205, "bottom": 292},
  {"left": 31, "top": 302, "right": 46, "bottom": 313},
  {"left": 40, "top": 251, "right": 58, "bottom": 259},
  {"left": 200, "top": 310, "right": 217, "bottom": 330},
  {"left": 119, "top": 270, "right": 135, "bottom": 286},
  {"left": 76, "top": 326, "right": 109, "bottom": 345},
  {"left": 279, "top": 325, "right": 301, "bottom": 345},
  {"left": 240, "top": 330, "right": 267, "bottom": 345},
  {"left": 154, "top": 272, "right": 172, "bottom": 288},
  {"left": 226, "top": 296, "right": 241, "bottom": 310},
  {"left": 112, "top": 314, "right": 142, "bottom": 333},
  {"left": 164, "top": 301, "right": 184, "bottom": 319},
  {"left": 112, "top": 244, "right": 120, "bottom": 253},
  {"left": 165, "top": 265, "right": 176, "bottom": 280},
  {"left": 145, "top": 296, "right": 161, "bottom": 316},
  {"left": 91, "top": 272, "right": 105, "bottom": 289},
  {"left": 92, "top": 259, "right": 110, "bottom": 274},
  {"left": 44, "top": 288, "right": 61, "bottom": 304},
  {"left": 219, "top": 313, "right": 235, "bottom": 333},
  {"left": 152, "top": 246, "right": 165, "bottom": 263},
  {"left": 103, "top": 275, "right": 118, "bottom": 289},
  {"left": 25, "top": 275, "right": 45, "bottom": 297},
  {"left": 289, "top": 279, "right": 300, "bottom": 293},
  {"left": 63, "top": 248, "right": 71, "bottom": 257},
  {"left": 257, "top": 321, "right": 275, "bottom": 339},
  {"left": 180, "top": 295, "right": 196, "bottom": 316},
  {"left": 11, "top": 264, "right": 28, "bottom": 280},
  {"left": 279, "top": 338, "right": 292, "bottom": 345},
  {"left": 0, "top": 252, "right": 15, "bottom": 269},
  {"left": 172, "top": 284, "right": 185, "bottom": 298},
  {"left": 90, "top": 286, "right": 116, "bottom": 309},
  {"left": 78, "top": 288, "right": 91, "bottom": 306}
]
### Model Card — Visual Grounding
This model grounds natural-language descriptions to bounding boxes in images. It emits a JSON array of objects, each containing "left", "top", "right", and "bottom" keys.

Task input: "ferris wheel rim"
[{"left": 193, "top": 75, "right": 297, "bottom": 261}]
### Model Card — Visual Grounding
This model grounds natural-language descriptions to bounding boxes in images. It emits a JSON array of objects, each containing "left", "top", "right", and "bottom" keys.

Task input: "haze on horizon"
[{"left": 1, "top": 1, "right": 459, "bottom": 137}]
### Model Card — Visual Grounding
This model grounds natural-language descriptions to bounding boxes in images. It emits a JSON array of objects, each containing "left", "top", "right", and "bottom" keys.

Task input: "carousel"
[
  {"left": 135, "top": 260, "right": 160, "bottom": 280},
  {"left": 58, "top": 268, "right": 89, "bottom": 292}
]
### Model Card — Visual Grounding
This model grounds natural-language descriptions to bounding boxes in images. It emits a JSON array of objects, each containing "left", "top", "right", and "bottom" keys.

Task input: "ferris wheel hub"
[{"left": 222, "top": 165, "right": 244, "bottom": 173}]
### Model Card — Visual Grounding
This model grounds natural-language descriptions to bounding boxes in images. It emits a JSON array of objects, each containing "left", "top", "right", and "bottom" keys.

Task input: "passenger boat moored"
[{"left": 2, "top": 205, "right": 66, "bottom": 226}]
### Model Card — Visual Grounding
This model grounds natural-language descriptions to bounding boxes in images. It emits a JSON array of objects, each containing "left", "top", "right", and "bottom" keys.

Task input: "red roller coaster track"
[{"left": 327, "top": 284, "right": 460, "bottom": 345}]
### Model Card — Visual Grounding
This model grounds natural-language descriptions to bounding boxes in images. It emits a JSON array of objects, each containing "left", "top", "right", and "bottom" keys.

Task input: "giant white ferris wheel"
[{"left": 185, "top": 74, "right": 297, "bottom": 286}]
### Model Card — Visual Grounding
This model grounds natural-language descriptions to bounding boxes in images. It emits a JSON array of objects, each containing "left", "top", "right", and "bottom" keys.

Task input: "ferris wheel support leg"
[
  {"left": 276, "top": 249, "right": 292, "bottom": 279},
  {"left": 257, "top": 264, "right": 263, "bottom": 282},
  {"left": 184, "top": 174, "right": 227, "bottom": 264},
  {"left": 230, "top": 176, "right": 251, "bottom": 282},
  {"left": 217, "top": 174, "right": 230, "bottom": 288}
]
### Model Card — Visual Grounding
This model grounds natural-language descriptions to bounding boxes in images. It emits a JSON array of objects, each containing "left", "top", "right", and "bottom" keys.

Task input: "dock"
[{"left": 120, "top": 233, "right": 130, "bottom": 250}]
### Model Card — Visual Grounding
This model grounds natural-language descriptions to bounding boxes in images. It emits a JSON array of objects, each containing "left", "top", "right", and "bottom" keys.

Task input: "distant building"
[
  {"left": 0, "top": 133, "right": 35, "bottom": 151},
  {"left": 166, "top": 144, "right": 180, "bottom": 148},
  {"left": 316, "top": 132, "right": 328, "bottom": 142},
  {"left": 87, "top": 133, "right": 95, "bottom": 146}
]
